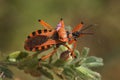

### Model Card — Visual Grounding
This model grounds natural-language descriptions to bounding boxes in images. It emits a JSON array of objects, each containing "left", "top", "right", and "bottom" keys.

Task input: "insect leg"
[
  {"left": 72, "top": 22, "right": 84, "bottom": 33},
  {"left": 63, "top": 44, "right": 76, "bottom": 58},
  {"left": 68, "top": 39, "right": 75, "bottom": 44},
  {"left": 71, "top": 41, "right": 77, "bottom": 58},
  {"left": 39, "top": 47, "right": 59, "bottom": 61},
  {"left": 38, "top": 19, "right": 53, "bottom": 29},
  {"left": 63, "top": 44, "right": 72, "bottom": 52}
]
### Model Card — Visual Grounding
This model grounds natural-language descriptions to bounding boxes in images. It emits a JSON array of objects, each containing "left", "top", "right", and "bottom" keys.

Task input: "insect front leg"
[
  {"left": 71, "top": 41, "right": 77, "bottom": 58},
  {"left": 63, "top": 44, "right": 76, "bottom": 59},
  {"left": 38, "top": 47, "right": 59, "bottom": 61},
  {"left": 68, "top": 39, "right": 77, "bottom": 58},
  {"left": 72, "top": 22, "right": 84, "bottom": 33},
  {"left": 38, "top": 19, "right": 53, "bottom": 29}
]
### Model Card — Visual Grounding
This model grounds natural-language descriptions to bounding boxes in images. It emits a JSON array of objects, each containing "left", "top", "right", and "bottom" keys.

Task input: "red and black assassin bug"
[{"left": 24, "top": 18, "right": 93, "bottom": 61}]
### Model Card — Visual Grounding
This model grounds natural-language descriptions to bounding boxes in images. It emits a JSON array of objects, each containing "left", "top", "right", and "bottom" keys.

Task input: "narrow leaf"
[
  {"left": 82, "top": 56, "right": 104, "bottom": 67},
  {"left": 76, "top": 66, "right": 101, "bottom": 80},
  {"left": 7, "top": 51, "right": 28, "bottom": 62},
  {"left": 37, "top": 67, "right": 53, "bottom": 79},
  {"left": 81, "top": 47, "right": 89, "bottom": 58}
]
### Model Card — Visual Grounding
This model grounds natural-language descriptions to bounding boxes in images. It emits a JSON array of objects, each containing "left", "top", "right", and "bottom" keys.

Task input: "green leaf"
[
  {"left": 0, "top": 65, "right": 13, "bottom": 78},
  {"left": 81, "top": 47, "right": 90, "bottom": 58},
  {"left": 74, "top": 49, "right": 80, "bottom": 58},
  {"left": 70, "top": 49, "right": 81, "bottom": 66},
  {"left": 75, "top": 66, "right": 101, "bottom": 80},
  {"left": 84, "top": 62, "right": 104, "bottom": 68},
  {"left": 7, "top": 51, "right": 28, "bottom": 62},
  {"left": 37, "top": 66, "right": 53, "bottom": 79},
  {"left": 53, "top": 59, "right": 66, "bottom": 67},
  {"left": 63, "top": 67, "right": 75, "bottom": 79},
  {"left": 2, "top": 46, "right": 103, "bottom": 80},
  {"left": 16, "top": 51, "right": 29, "bottom": 60},
  {"left": 17, "top": 55, "right": 38, "bottom": 69},
  {"left": 82, "top": 56, "right": 104, "bottom": 67}
]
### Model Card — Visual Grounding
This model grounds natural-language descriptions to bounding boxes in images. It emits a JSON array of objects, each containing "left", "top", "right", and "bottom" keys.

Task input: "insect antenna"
[
  {"left": 79, "top": 24, "right": 97, "bottom": 35},
  {"left": 80, "top": 32, "right": 94, "bottom": 35},
  {"left": 80, "top": 24, "right": 94, "bottom": 32}
]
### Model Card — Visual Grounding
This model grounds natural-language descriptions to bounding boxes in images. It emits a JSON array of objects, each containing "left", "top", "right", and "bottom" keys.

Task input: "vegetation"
[{"left": 0, "top": 46, "right": 103, "bottom": 80}]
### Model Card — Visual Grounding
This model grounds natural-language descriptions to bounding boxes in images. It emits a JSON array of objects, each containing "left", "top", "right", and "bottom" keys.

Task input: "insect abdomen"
[
  {"left": 24, "top": 29, "right": 55, "bottom": 52},
  {"left": 31, "top": 44, "right": 53, "bottom": 51}
]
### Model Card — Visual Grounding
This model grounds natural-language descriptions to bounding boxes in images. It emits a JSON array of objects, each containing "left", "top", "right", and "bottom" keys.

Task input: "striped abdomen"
[{"left": 24, "top": 29, "right": 57, "bottom": 52}]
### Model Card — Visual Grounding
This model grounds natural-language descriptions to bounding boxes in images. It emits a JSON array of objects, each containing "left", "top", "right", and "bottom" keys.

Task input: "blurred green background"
[{"left": 0, "top": 0, "right": 120, "bottom": 80}]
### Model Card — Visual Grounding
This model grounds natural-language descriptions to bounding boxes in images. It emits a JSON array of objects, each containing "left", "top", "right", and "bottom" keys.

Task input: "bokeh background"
[{"left": 0, "top": 0, "right": 120, "bottom": 80}]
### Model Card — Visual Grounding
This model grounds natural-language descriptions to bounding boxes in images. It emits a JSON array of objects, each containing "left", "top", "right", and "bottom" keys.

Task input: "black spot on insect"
[
  {"left": 32, "top": 32, "right": 36, "bottom": 36},
  {"left": 49, "top": 30, "right": 52, "bottom": 32},
  {"left": 29, "top": 47, "right": 33, "bottom": 51},
  {"left": 25, "top": 35, "right": 49, "bottom": 50},
  {"left": 51, "top": 32, "right": 59, "bottom": 40},
  {"left": 47, "top": 45, "right": 51, "bottom": 48},
  {"left": 41, "top": 46, "right": 45, "bottom": 50},
  {"left": 44, "top": 29, "right": 47, "bottom": 33},
  {"left": 35, "top": 47, "right": 39, "bottom": 50},
  {"left": 27, "top": 36, "right": 31, "bottom": 39},
  {"left": 38, "top": 30, "right": 42, "bottom": 34}
]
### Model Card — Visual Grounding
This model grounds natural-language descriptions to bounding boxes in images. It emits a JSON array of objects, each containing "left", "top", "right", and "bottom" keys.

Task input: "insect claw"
[{"left": 70, "top": 53, "right": 76, "bottom": 58}]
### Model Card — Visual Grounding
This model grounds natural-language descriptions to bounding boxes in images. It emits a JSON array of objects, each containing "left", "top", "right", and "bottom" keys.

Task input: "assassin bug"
[{"left": 24, "top": 18, "right": 93, "bottom": 61}]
